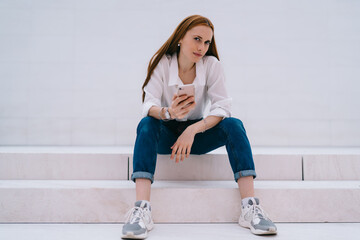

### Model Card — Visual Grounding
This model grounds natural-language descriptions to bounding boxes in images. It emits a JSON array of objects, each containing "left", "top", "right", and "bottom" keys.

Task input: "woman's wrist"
[
  {"left": 158, "top": 107, "right": 164, "bottom": 120},
  {"left": 187, "top": 123, "right": 202, "bottom": 135},
  {"left": 187, "top": 118, "right": 212, "bottom": 135},
  {"left": 202, "top": 118, "right": 207, "bottom": 133},
  {"left": 168, "top": 107, "right": 176, "bottom": 119}
]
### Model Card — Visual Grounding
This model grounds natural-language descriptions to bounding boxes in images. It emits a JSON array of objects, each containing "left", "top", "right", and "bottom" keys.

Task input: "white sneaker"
[
  {"left": 238, "top": 197, "right": 277, "bottom": 235},
  {"left": 122, "top": 200, "right": 154, "bottom": 239}
]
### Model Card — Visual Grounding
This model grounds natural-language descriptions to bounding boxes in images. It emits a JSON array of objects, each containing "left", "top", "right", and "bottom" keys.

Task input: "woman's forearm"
[
  {"left": 148, "top": 106, "right": 164, "bottom": 120},
  {"left": 187, "top": 116, "right": 223, "bottom": 135},
  {"left": 149, "top": 106, "right": 223, "bottom": 132}
]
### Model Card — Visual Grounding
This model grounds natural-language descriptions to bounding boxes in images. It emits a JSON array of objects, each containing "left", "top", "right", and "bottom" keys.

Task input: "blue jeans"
[{"left": 131, "top": 116, "right": 256, "bottom": 184}]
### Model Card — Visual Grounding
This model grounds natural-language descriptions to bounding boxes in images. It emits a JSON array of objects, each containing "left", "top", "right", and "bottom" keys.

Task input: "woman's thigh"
[
  {"left": 190, "top": 123, "right": 227, "bottom": 154},
  {"left": 157, "top": 118, "right": 245, "bottom": 155},
  {"left": 190, "top": 117, "right": 249, "bottom": 155},
  {"left": 157, "top": 122, "right": 178, "bottom": 154}
]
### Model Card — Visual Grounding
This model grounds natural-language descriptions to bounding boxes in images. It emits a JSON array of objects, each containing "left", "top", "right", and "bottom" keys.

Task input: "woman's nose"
[{"left": 198, "top": 43, "right": 204, "bottom": 52}]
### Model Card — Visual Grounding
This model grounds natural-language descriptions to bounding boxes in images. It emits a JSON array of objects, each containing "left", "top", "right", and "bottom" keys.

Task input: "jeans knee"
[
  {"left": 136, "top": 116, "right": 160, "bottom": 135},
  {"left": 221, "top": 117, "right": 245, "bottom": 131}
]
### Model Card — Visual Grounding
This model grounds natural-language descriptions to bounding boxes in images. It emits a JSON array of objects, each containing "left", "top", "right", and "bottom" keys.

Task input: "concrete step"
[
  {"left": 1, "top": 180, "right": 359, "bottom": 223},
  {"left": 1, "top": 223, "right": 360, "bottom": 240},
  {"left": 0, "top": 146, "right": 131, "bottom": 180},
  {"left": 1, "top": 146, "right": 360, "bottom": 180},
  {"left": 303, "top": 154, "right": 360, "bottom": 180}
]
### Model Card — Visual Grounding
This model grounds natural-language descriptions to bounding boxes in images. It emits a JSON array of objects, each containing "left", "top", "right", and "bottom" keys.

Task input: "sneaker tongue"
[
  {"left": 248, "top": 197, "right": 260, "bottom": 206},
  {"left": 135, "top": 200, "right": 151, "bottom": 211}
]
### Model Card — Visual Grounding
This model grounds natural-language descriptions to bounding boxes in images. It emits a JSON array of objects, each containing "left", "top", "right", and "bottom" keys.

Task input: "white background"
[{"left": 0, "top": 0, "right": 359, "bottom": 147}]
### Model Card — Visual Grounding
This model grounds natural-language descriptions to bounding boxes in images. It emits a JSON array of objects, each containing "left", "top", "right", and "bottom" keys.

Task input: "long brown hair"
[{"left": 142, "top": 15, "right": 220, "bottom": 102}]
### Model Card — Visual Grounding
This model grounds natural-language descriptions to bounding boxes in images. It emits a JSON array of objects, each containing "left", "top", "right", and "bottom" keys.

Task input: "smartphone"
[{"left": 177, "top": 84, "right": 195, "bottom": 97}]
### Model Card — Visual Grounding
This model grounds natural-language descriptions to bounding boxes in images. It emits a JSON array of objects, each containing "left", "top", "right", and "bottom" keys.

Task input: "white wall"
[{"left": 0, "top": 0, "right": 359, "bottom": 147}]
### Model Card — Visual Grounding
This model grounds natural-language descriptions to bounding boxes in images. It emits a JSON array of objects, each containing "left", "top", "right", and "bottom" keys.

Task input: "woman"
[{"left": 122, "top": 15, "right": 277, "bottom": 239}]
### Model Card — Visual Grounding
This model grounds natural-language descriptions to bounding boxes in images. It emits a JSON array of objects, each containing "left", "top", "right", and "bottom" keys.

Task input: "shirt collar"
[{"left": 168, "top": 52, "right": 206, "bottom": 86}]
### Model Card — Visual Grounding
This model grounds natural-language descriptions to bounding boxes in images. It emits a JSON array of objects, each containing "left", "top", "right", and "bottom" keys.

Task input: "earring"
[{"left": 178, "top": 43, "right": 180, "bottom": 47}]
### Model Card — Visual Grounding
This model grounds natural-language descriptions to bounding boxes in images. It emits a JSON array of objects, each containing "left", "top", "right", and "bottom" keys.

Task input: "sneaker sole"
[
  {"left": 239, "top": 220, "right": 277, "bottom": 235},
  {"left": 121, "top": 231, "right": 147, "bottom": 239}
]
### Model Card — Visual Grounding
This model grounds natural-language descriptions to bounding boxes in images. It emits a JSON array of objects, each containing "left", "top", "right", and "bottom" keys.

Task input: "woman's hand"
[
  {"left": 170, "top": 126, "right": 195, "bottom": 163},
  {"left": 169, "top": 94, "right": 196, "bottom": 119}
]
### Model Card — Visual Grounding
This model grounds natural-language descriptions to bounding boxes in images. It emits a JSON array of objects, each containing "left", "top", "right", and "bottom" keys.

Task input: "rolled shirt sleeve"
[
  {"left": 142, "top": 59, "right": 164, "bottom": 118},
  {"left": 206, "top": 58, "right": 232, "bottom": 118}
]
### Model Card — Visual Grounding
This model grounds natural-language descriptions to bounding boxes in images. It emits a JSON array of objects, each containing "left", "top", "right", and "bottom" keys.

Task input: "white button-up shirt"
[{"left": 142, "top": 52, "right": 232, "bottom": 121}]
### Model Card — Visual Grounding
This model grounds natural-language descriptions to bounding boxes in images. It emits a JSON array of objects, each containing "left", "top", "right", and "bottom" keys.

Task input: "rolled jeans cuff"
[
  {"left": 234, "top": 170, "right": 257, "bottom": 182},
  {"left": 131, "top": 171, "right": 154, "bottom": 184}
]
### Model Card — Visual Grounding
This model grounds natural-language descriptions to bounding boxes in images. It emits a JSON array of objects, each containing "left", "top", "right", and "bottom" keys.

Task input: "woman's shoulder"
[
  {"left": 202, "top": 55, "right": 222, "bottom": 73},
  {"left": 150, "top": 54, "right": 171, "bottom": 73},
  {"left": 203, "top": 54, "right": 219, "bottom": 62},
  {"left": 158, "top": 53, "right": 172, "bottom": 66},
  {"left": 202, "top": 54, "right": 220, "bottom": 67}
]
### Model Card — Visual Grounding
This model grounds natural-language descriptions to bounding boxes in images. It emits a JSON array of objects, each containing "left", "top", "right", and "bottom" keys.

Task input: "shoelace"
[
  {"left": 124, "top": 207, "right": 149, "bottom": 224},
  {"left": 247, "top": 204, "right": 269, "bottom": 220}
]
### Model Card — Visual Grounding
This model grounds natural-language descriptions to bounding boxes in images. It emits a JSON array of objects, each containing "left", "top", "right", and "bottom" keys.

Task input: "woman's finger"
[
  {"left": 171, "top": 144, "right": 178, "bottom": 160},
  {"left": 176, "top": 147, "right": 182, "bottom": 163},
  {"left": 172, "top": 97, "right": 194, "bottom": 119},
  {"left": 177, "top": 107, "right": 193, "bottom": 118},
  {"left": 188, "top": 101, "right": 196, "bottom": 110},
  {"left": 179, "top": 102, "right": 196, "bottom": 114},
  {"left": 180, "top": 147, "right": 186, "bottom": 162},
  {"left": 179, "top": 97, "right": 194, "bottom": 109},
  {"left": 186, "top": 146, "right": 191, "bottom": 158},
  {"left": 173, "top": 95, "right": 189, "bottom": 106}
]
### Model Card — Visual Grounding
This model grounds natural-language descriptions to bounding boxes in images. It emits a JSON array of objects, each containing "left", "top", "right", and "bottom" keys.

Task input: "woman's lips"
[{"left": 193, "top": 52, "right": 202, "bottom": 57}]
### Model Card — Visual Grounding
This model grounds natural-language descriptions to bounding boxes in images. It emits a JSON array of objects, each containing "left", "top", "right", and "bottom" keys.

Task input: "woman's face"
[{"left": 178, "top": 25, "right": 213, "bottom": 63}]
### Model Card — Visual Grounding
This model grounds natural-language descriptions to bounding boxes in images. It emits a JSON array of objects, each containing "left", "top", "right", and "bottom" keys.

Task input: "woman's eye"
[
  {"left": 194, "top": 37, "right": 200, "bottom": 41},
  {"left": 205, "top": 42, "right": 211, "bottom": 45}
]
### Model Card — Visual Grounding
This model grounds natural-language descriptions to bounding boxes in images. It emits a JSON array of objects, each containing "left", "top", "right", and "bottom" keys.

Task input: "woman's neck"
[{"left": 177, "top": 52, "right": 195, "bottom": 74}]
